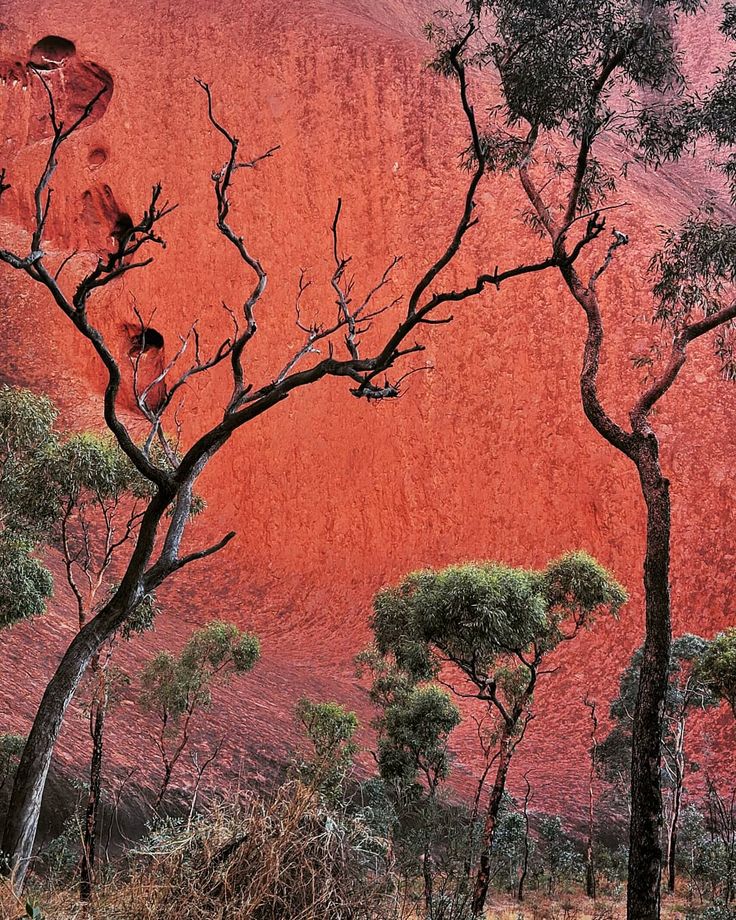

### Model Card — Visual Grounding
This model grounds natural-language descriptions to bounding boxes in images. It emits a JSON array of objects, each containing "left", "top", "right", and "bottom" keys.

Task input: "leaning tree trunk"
[
  {"left": 627, "top": 443, "right": 672, "bottom": 920},
  {"left": 472, "top": 729, "right": 514, "bottom": 917},
  {"left": 2, "top": 492, "right": 171, "bottom": 891},
  {"left": 1, "top": 606, "right": 122, "bottom": 890}
]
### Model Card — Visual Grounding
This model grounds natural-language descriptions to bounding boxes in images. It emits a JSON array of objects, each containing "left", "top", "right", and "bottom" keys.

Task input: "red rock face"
[{"left": 1, "top": 0, "right": 735, "bottom": 820}]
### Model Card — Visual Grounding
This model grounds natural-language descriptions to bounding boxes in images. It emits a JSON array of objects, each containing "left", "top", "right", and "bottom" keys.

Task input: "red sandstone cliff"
[{"left": 0, "top": 0, "right": 735, "bottom": 818}]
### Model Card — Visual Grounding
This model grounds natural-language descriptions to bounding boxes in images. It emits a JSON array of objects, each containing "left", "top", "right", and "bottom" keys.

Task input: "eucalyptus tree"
[
  {"left": 0, "top": 36, "right": 592, "bottom": 884},
  {"left": 358, "top": 650, "right": 461, "bottom": 918},
  {"left": 139, "top": 621, "right": 260, "bottom": 809},
  {"left": 371, "top": 550, "right": 625, "bottom": 915},
  {"left": 695, "top": 628, "right": 736, "bottom": 719},
  {"left": 600, "top": 635, "right": 718, "bottom": 893},
  {"left": 427, "top": 2, "right": 736, "bottom": 915},
  {"left": 0, "top": 385, "right": 158, "bottom": 896}
]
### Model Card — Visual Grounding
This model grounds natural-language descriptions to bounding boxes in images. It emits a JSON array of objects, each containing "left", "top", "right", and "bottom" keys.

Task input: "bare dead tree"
[{"left": 0, "top": 33, "right": 587, "bottom": 888}]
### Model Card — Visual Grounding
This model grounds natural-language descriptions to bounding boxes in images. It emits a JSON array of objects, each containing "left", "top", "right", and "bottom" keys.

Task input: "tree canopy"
[{"left": 372, "top": 551, "right": 626, "bottom": 690}]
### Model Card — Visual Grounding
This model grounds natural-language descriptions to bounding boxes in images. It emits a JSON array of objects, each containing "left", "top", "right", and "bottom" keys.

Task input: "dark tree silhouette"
[
  {"left": 430, "top": 3, "right": 736, "bottom": 916},
  {"left": 0, "top": 40, "right": 583, "bottom": 886}
]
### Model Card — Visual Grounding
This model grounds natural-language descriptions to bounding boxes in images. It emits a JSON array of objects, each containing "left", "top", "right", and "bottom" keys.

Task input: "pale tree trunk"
[
  {"left": 2, "top": 610, "right": 119, "bottom": 889},
  {"left": 666, "top": 718, "right": 686, "bottom": 894}
]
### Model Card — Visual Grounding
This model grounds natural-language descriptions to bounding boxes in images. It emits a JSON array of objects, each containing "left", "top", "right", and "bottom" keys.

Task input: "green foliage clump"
[
  {"left": 377, "top": 684, "right": 460, "bottom": 795},
  {"left": 296, "top": 698, "right": 359, "bottom": 796},
  {"left": 141, "top": 621, "right": 260, "bottom": 720},
  {"left": 490, "top": 797, "right": 530, "bottom": 894},
  {"left": 0, "top": 732, "right": 25, "bottom": 793},
  {"left": 0, "top": 387, "right": 57, "bottom": 626},
  {"left": 694, "top": 628, "right": 736, "bottom": 718},
  {"left": 686, "top": 906, "right": 736, "bottom": 920},
  {"left": 0, "top": 535, "right": 53, "bottom": 627},
  {"left": 536, "top": 814, "right": 584, "bottom": 894}
]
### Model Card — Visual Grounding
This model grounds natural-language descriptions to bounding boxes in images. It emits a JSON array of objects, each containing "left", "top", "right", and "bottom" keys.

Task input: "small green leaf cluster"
[
  {"left": 140, "top": 621, "right": 261, "bottom": 722},
  {"left": 295, "top": 698, "right": 359, "bottom": 797},
  {"left": 693, "top": 628, "right": 736, "bottom": 718}
]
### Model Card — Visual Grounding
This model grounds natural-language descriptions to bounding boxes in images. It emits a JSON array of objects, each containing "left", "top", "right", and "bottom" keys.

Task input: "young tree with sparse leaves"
[
  {"left": 139, "top": 620, "right": 260, "bottom": 809},
  {"left": 370, "top": 550, "right": 625, "bottom": 915},
  {"left": 358, "top": 649, "right": 460, "bottom": 919},
  {"left": 295, "top": 698, "right": 359, "bottom": 800}
]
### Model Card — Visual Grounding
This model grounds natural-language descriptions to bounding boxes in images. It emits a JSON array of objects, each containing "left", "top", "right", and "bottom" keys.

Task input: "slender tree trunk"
[
  {"left": 423, "top": 844, "right": 434, "bottom": 919},
  {"left": 517, "top": 777, "right": 531, "bottom": 903},
  {"left": 472, "top": 730, "right": 513, "bottom": 917},
  {"left": 153, "top": 710, "right": 193, "bottom": 811},
  {"left": 666, "top": 723, "right": 685, "bottom": 894},
  {"left": 586, "top": 698, "right": 598, "bottom": 900},
  {"left": 586, "top": 806, "right": 596, "bottom": 899},
  {"left": 465, "top": 756, "right": 494, "bottom": 879},
  {"left": 667, "top": 798, "right": 680, "bottom": 895},
  {"left": 627, "top": 445, "right": 672, "bottom": 920},
  {"left": 2, "top": 492, "right": 171, "bottom": 890},
  {"left": 154, "top": 761, "right": 174, "bottom": 811},
  {"left": 80, "top": 664, "right": 109, "bottom": 901}
]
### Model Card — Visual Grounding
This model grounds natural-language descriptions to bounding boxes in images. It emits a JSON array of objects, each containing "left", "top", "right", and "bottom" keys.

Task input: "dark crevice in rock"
[
  {"left": 129, "top": 327, "right": 164, "bottom": 355},
  {"left": 28, "top": 35, "right": 76, "bottom": 70}
]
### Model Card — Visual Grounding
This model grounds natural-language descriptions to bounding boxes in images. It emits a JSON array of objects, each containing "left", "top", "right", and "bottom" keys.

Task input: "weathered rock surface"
[{"left": 1, "top": 0, "right": 735, "bottom": 821}]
